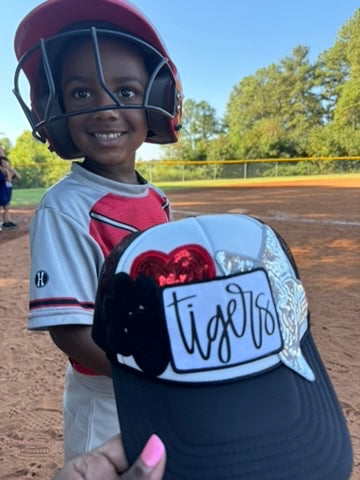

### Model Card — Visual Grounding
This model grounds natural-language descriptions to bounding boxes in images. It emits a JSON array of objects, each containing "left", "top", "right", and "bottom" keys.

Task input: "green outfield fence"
[{"left": 136, "top": 156, "right": 360, "bottom": 183}]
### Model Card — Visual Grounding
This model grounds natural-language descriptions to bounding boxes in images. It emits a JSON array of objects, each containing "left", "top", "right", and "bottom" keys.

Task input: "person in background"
[{"left": 0, "top": 155, "right": 21, "bottom": 230}]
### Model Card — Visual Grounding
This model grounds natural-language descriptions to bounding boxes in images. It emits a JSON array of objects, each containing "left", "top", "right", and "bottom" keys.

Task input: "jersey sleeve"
[{"left": 28, "top": 206, "right": 104, "bottom": 330}]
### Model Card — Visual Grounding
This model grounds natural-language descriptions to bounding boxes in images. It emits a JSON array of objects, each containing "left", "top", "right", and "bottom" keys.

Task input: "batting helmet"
[{"left": 13, "top": 0, "right": 183, "bottom": 159}]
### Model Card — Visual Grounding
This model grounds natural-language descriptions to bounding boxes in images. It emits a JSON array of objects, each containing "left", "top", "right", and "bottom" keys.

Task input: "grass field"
[
  {"left": 11, "top": 173, "right": 360, "bottom": 207},
  {"left": 11, "top": 187, "right": 47, "bottom": 207}
]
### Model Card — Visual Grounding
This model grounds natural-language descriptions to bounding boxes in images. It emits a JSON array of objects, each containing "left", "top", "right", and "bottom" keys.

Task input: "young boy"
[{"left": 13, "top": 0, "right": 182, "bottom": 463}]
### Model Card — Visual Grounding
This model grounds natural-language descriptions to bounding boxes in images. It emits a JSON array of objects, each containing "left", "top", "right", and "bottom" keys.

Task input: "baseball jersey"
[{"left": 28, "top": 162, "right": 171, "bottom": 332}]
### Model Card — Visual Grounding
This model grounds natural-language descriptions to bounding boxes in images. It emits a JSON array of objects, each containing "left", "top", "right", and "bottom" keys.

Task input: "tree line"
[
  {"left": 2, "top": 8, "right": 359, "bottom": 188},
  {"left": 165, "top": 9, "right": 360, "bottom": 165}
]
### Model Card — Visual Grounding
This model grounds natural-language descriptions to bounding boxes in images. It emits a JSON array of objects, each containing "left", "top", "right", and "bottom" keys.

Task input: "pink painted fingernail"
[{"left": 141, "top": 434, "right": 165, "bottom": 468}]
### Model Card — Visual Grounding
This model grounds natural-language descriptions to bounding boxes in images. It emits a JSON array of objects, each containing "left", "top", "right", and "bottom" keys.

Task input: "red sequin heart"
[{"left": 130, "top": 244, "right": 216, "bottom": 287}]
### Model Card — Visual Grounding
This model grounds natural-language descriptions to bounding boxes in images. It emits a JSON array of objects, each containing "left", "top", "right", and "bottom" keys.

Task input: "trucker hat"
[{"left": 92, "top": 214, "right": 353, "bottom": 479}]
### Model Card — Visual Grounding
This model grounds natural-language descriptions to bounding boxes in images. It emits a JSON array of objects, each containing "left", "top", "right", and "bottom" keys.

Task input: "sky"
[{"left": 1, "top": 0, "right": 359, "bottom": 160}]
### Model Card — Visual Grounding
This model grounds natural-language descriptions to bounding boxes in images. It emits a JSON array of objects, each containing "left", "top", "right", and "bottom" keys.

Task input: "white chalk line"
[{"left": 172, "top": 209, "right": 360, "bottom": 227}]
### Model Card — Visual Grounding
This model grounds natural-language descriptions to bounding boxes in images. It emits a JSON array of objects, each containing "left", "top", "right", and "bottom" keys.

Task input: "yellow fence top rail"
[{"left": 137, "top": 156, "right": 360, "bottom": 166}]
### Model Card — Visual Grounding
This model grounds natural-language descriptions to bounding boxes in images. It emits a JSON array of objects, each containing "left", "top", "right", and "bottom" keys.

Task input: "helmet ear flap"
[
  {"left": 42, "top": 119, "right": 81, "bottom": 159},
  {"left": 145, "top": 68, "right": 182, "bottom": 144},
  {"left": 33, "top": 93, "right": 82, "bottom": 159}
]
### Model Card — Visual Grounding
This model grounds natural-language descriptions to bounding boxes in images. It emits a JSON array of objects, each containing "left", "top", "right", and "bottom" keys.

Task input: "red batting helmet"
[{"left": 13, "top": 0, "right": 183, "bottom": 159}]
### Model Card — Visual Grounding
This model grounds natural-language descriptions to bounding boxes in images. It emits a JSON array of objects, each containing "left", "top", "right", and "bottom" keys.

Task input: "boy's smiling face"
[{"left": 61, "top": 37, "right": 149, "bottom": 183}]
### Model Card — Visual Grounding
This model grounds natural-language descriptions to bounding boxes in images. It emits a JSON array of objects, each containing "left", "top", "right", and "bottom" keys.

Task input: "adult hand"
[{"left": 53, "top": 433, "right": 166, "bottom": 480}]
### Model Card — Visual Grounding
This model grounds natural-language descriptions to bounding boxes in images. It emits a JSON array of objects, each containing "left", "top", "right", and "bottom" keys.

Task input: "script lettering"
[{"left": 165, "top": 277, "right": 279, "bottom": 367}]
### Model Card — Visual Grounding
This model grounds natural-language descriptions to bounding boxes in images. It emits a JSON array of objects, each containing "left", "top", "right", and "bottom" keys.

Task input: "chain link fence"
[{"left": 136, "top": 157, "right": 360, "bottom": 183}]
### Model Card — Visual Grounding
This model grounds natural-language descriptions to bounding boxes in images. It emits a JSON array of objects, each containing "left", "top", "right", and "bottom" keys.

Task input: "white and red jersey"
[{"left": 28, "top": 162, "right": 172, "bottom": 331}]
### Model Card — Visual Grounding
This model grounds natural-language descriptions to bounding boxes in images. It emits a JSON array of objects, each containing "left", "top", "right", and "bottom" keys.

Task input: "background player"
[{"left": 0, "top": 155, "right": 21, "bottom": 229}]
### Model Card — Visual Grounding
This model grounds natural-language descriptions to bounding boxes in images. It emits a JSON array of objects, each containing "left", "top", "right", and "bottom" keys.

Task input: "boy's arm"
[
  {"left": 9, "top": 167, "right": 21, "bottom": 180},
  {"left": 49, "top": 324, "right": 112, "bottom": 376}
]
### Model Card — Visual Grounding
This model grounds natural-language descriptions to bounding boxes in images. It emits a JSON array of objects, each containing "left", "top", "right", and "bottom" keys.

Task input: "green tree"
[
  {"left": 9, "top": 131, "right": 70, "bottom": 188},
  {"left": 0, "top": 137, "right": 13, "bottom": 155},
  {"left": 206, "top": 134, "right": 236, "bottom": 161},
  {"left": 313, "top": 8, "right": 360, "bottom": 161},
  {"left": 317, "top": 8, "right": 360, "bottom": 127},
  {"left": 164, "top": 98, "right": 221, "bottom": 161},
  {"left": 333, "top": 10, "right": 360, "bottom": 131},
  {"left": 226, "top": 46, "right": 323, "bottom": 159},
  {"left": 182, "top": 99, "right": 220, "bottom": 147},
  {"left": 334, "top": 77, "right": 360, "bottom": 129}
]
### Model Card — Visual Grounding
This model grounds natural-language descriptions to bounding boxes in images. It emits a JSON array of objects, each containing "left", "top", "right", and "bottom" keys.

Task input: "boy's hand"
[{"left": 53, "top": 433, "right": 166, "bottom": 480}]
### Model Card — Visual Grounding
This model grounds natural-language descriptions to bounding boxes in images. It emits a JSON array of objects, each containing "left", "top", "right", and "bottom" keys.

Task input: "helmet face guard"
[{"left": 13, "top": 0, "right": 182, "bottom": 159}]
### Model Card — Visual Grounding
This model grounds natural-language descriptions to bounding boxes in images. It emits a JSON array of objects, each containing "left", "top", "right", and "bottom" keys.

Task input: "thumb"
[{"left": 122, "top": 434, "right": 166, "bottom": 480}]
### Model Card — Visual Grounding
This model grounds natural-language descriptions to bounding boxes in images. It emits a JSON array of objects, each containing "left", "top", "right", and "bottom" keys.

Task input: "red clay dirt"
[{"left": 0, "top": 177, "right": 358, "bottom": 478}]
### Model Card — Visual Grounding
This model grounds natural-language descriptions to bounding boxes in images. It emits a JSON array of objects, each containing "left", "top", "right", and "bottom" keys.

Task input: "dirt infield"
[{"left": 0, "top": 177, "right": 359, "bottom": 479}]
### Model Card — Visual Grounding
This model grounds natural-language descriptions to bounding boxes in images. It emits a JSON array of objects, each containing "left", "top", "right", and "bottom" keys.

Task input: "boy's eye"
[
  {"left": 117, "top": 88, "right": 137, "bottom": 100},
  {"left": 73, "top": 89, "right": 91, "bottom": 99}
]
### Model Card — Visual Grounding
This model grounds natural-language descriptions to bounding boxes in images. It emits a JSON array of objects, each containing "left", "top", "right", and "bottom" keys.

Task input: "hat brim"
[{"left": 111, "top": 332, "right": 352, "bottom": 480}]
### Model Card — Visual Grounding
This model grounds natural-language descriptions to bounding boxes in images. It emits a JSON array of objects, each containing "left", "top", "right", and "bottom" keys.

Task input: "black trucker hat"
[{"left": 92, "top": 214, "right": 352, "bottom": 480}]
